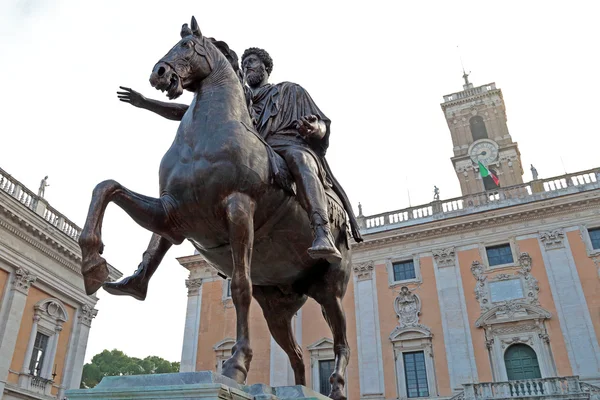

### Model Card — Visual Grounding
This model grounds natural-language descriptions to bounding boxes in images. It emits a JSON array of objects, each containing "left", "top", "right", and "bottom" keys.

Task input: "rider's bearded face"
[{"left": 243, "top": 55, "right": 267, "bottom": 87}]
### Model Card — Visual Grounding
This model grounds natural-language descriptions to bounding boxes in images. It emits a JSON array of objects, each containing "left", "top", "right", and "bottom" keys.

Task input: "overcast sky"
[{"left": 1, "top": 0, "right": 599, "bottom": 364}]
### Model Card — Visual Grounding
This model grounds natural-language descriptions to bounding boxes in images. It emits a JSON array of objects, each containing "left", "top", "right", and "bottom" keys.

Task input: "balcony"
[{"left": 450, "top": 376, "right": 600, "bottom": 400}]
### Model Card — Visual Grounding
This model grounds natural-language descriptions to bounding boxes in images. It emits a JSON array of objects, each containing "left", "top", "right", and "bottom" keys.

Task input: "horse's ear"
[
  {"left": 181, "top": 23, "right": 192, "bottom": 38},
  {"left": 190, "top": 16, "right": 202, "bottom": 37}
]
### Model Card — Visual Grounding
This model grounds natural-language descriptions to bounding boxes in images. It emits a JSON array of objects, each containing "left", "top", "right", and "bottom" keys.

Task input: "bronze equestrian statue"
[{"left": 79, "top": 18, "right": 360, "bottom": 400}]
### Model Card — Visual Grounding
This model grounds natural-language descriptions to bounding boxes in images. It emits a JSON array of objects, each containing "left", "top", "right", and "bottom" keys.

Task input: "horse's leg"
[
  {"left": 308, "top": 260, "right": 351, "bottom": 400},
  {"left": 79, "top": 179, "right": 183, "bottom": 295},
  {"left": 221, "top": 193, "right": 256, "bottom": 384},
  {"left": 102, "top": 233, "right": 172, "bottom": 300},
  {"left": 253, "top": 285, "right": 308, "bottom": 385}
]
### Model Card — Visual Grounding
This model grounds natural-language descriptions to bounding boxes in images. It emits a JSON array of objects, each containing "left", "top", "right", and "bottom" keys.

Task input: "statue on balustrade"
[
  {"left": 531, "top": 164, "right": 539, "bottom": 180},
  {"left": 38, "top": 176, "right": 49, "bottom": 198},
  {"left": 78, "top": 17, "right": 360, "bottom": 400}
]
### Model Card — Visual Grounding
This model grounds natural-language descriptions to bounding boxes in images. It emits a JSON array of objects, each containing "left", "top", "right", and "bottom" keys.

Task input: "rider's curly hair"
[{"left": 241, "top": 47, "right": 273, "bottom": 76}]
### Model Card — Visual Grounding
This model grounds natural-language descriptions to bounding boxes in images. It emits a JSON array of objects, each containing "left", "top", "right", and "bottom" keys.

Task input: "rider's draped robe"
[{"left": 249, "top": 82, "right": 363, "bottom": 243}]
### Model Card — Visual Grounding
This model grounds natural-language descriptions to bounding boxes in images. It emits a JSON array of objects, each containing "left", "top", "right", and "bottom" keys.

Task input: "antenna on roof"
[{"left": 457, "top": 45, "right": 472, "bottom": 89}]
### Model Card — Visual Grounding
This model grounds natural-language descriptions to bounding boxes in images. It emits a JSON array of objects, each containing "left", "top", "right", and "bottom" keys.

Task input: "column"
[
  {"left": 538, "top": 229, "right": 600, "bottom": 380},
  {"left": 431, "top": 247, "right": 478, "bottom": 390},
  {"left": 352, "top": 261, "right": 385, "bottom": 399},
  {"left": 0, "top": 268, "right": 36, "bottom": 397},
  {"left": 180, "top": 278, "right": 202, "bottom": 372},
  {"left": 59, "top": 305, "right": 96, "bottom": 393},
  {"left": 20, "top": 315, "right": 40, "bottom": 374}
]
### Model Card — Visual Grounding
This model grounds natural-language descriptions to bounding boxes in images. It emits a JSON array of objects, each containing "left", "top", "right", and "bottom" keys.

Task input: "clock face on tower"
[{"left": 469, "top": 139, "right": 499, "bottom": 165}]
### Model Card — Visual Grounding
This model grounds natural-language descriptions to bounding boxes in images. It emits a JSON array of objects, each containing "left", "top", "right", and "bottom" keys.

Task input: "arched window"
[
  {"left": 470, "top": 116, "right": 488, "bottom": 141},
  {"left": 504, "top": 344, "right": 541, "bottom": 380}
]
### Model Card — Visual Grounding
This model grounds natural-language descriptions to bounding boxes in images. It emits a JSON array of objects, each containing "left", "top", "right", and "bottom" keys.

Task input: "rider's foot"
[
  {"left": 103, "top": 266, "right": 149, "bottom": 301},
  {"left": 308, "top": 212, "right": 342, "bottom": 263}
]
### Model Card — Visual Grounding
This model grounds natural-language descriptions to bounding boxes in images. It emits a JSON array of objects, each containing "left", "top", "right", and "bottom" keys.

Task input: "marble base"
[{"left": 65, "top": 371, "right": 329, "bottom": 400}]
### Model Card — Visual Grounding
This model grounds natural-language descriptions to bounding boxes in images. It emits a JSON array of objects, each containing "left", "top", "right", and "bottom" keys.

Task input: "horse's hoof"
[
  {"left": 329, "top": 388, "right": 347, "bottom": 400},
  {"left": 307, "top": 246, "right": 342, "bottom": 264},
  {"left": 82, "top": 257, "right": 110, "bottom": 295},
  {"left": 221, "top": 362, "right": 248, "bottom": 384},
  {"left": 103, "top": 278, "right": 147, "bottom": 301}
]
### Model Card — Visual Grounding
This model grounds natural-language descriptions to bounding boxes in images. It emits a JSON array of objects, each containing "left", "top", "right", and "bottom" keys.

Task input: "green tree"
[{"left": 80, "top": 349, "right": 180, "bottom": 388}]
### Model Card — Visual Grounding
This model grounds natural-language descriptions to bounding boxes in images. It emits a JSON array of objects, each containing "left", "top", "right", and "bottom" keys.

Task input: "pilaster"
[
  {"left": 352, "top": 261, "right": 385, "bottom": 399},
  {"left": 432, "top": 248, "right": 478, "bottom": 390},
  {"left": 0, "top": 268, "right": 36, "bottom": 396},
  {"left": 180, "top": 278, "right": 203, "bottom": 372},
  {"left": 62, "top": 305, "right": 97, "bottom": 392},
  {"left": 538, "top": 229, "right": 600, "bottom": 380}
]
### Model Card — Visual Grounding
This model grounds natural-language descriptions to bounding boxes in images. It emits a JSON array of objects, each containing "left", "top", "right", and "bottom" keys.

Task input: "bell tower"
[{"left": 440, "top": 74, "right": 524, "bottom": 195}]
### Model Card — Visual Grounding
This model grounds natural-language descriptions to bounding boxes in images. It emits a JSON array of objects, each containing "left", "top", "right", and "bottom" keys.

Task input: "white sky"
[{"left": 1, "top": 0, "right": 599, "bottom": 364}]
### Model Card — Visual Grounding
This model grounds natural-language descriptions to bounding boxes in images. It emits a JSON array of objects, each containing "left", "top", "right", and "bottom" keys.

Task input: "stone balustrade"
[
  {"left": 448, "top": 376, "right": 600, "bottom": 400},
  {"left": 443, "top": 83, "right": 497, "bottom": 103},
  {"left": 359, "top": 168, "right": 600, "bottom": 234},
  {"left": 0, "top": 168, "right": 82, "bottom": 241}
]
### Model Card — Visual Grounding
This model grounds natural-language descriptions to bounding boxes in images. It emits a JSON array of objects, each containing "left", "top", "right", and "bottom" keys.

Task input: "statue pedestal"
[{"left": 65, "top": 371, "right": 329, "bottom": 400}]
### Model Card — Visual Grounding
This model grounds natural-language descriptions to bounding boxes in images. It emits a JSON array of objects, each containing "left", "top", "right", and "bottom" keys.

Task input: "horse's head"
[{"left": 149, "top": 17, "right": 217, "bottom": 100}]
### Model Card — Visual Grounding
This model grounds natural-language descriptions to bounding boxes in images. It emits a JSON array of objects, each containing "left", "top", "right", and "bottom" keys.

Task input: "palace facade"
[
  {"left": 0, "top": 169, "right": 121, "bottom": 400},
  {"left": 176, "top": 79, "right": 600, "bottom": 400}
]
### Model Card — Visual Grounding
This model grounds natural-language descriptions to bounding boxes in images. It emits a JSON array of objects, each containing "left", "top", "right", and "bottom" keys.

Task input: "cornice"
[
  {"left": 0, "top": 216, "right": 81, "bottom": 274},
  {"left": 441, "top": 89, "right": 503, "bottom": 109},
  {"left": 354, "top": 194, "right": 600, "bottom": 252}
]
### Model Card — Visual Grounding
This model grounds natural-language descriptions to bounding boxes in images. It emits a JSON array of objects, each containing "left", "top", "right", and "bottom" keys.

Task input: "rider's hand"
[
  {"left": 296, "top": 115, "right": 321, "bottom": 138},
  {"left": 117, "top": 86, "right": 146, "bottom": 108}
]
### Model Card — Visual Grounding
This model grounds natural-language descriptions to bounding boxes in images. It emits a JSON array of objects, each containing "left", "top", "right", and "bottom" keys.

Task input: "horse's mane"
[
  {"left": 207, "top": 38, "right": 241, "bottom": 76},
  {"left": 207, "top": 37, "right": 252, "bottom": 111}
]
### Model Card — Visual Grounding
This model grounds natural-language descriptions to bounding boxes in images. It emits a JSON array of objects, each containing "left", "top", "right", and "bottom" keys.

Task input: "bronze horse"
[{"left": 79, "top": 17, "right": 352, "bottom": 399}]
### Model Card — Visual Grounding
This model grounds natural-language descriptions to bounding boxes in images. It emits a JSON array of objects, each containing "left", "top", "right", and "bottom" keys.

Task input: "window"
[
  {"left": 226, "top": 279, "right": 231, "bottom": 297},
  {"left": 486, "top": 244, "right": 513, "bottom": 266},
  {"left": 393, "top": 260, "right": 416, "bottom": 282},
  {"left": 504, "top": 344, "right": 541, "bottom": 381},
  {"left": 470, "top": 116, "right": 488, "bottom": 141},
  {"left": 318, "top": 359, "right": 335, "bottom": 396},
  {"left": 589, "top": 228, "right": 600, "bottom": 250},
  {"left": 403, "top": 351, "right": 429, "bottom": 398},
  {"left": 28, "top": 333, "right": 49, "bottom": 376}
]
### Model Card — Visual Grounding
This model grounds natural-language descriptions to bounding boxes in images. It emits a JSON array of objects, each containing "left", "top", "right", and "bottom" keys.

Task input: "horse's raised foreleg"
[
  {"left": 221, "top": 192, "right": 256, "bottom": 384},
  {"left": 253, "top": 285, "right": 308, "bottom": 385},
  {"left": 102, "top": 233, "right": 172, "bottom": 300},
  {"left": 79, "top": 180, "right": 183, "bottom": 295}
]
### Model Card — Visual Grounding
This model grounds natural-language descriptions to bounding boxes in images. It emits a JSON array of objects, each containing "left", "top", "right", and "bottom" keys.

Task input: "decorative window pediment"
[
  {"left": 389, "top": 325, "right": 432, "bottom": 343},
  {"left": 307, "top": 338, "right": 334, "bottom": 352},
  {"left": 475, "top": 302, "right": 551, "bottom": 328}
]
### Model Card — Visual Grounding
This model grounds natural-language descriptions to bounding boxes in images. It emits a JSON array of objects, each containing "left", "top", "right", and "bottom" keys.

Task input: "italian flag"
[{"left": 478, "top": 161, "right": 500, "bottom": 186}]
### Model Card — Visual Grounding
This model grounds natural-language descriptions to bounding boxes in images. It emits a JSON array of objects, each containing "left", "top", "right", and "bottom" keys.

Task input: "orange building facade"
[
  {"left": 0, "top": 169, "right": 121, "bottom": 400},
  {"left": 177, "top": 81, "right": 600, "bottom": 399}
]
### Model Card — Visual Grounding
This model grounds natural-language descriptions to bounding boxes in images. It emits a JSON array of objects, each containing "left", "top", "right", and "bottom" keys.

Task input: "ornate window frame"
[
  {"left": 579, "top": 224, "right": 600, "bottom": 257},
  {"left": 18, "top": 298, "right": 69, "bottom": 395},
  {"left": 389, "top": 286, "right": 438, "bottom": 398},
  {"left": 307, "top": 338, "right": 339, "bottom": 395},
  {"left": 213, "top": 338, "right": 235, "bottom": 373},
  {"left": 471, "top": 253, "right": 539, "bottom": 311},
  {"left": 390, "top": 326, "right": 438, "bottom": 398},
  {"left": 385, "top": 255, "right": 422, "bottom": 287},
  {"left": 476, "top": 304, "right": 555, "bottom": 381},
  {"left": 479, "top": 238, "right": 519, "bottom": 270}
]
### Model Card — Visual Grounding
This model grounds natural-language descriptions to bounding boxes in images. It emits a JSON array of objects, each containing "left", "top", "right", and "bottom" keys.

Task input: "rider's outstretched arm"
[{"left": 117, "top": 87, "right": 189, "bottom": 121}]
